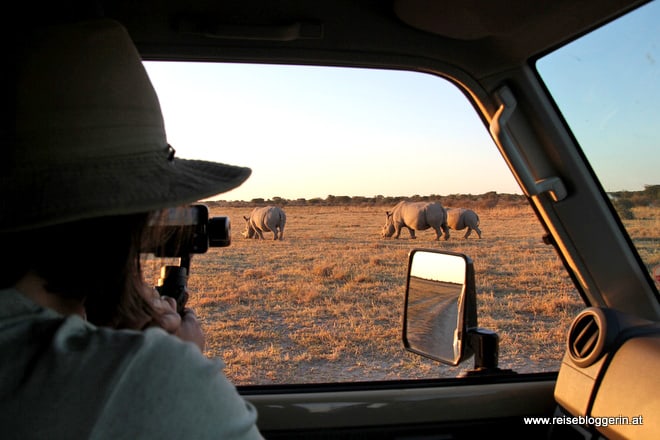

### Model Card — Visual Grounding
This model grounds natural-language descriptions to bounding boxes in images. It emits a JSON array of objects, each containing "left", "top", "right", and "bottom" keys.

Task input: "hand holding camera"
[{"left": 145, "top": 292, "right": 206, "bottom": 351}]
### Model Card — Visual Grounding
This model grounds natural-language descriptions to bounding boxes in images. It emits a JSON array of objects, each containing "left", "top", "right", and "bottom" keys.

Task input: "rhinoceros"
[
  {"left": 381, "top": 201, "right": 449, "bottom": 240},
  {"left": 243, "top": 206, "right": 286, "bottom": 240},
  {"left": 445, "top": 207, "right": 482, "bottom": 239}
]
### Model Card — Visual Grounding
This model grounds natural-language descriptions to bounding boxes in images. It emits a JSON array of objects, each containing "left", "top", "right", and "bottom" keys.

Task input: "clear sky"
[
  {"left": 536, "top": 0, "right": 660, "bottom": 193},
  {"left": 143, "top": 0, "right": 658, "bottom": 201}
]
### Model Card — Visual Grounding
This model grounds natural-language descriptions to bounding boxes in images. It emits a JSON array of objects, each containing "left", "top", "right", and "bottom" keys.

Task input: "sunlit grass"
[{"left": 141, "top": 203, "right": 659, "bottom": 385}]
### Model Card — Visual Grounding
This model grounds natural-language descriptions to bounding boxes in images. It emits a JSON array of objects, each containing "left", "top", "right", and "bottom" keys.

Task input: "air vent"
[{"left": 567, "top": 308, "right": 608, "bottom": 368}]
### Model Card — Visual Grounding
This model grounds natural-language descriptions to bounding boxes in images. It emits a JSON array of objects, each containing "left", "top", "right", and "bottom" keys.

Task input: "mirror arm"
[
  {"left": 470, "top": 328, "right": 499, "bottom": 370},
  {"left": 459, "top": 328, "right": 517, "bottom": 377}
]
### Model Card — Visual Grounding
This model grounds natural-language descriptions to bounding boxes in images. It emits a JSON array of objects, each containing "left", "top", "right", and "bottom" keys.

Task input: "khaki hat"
[{"left": 1, "top": 19, "right": 251, "bottom": 232}]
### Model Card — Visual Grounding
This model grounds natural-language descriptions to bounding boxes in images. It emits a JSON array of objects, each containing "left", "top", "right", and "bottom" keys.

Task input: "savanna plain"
[{"left": 144, "top": 201, "right": 659, "bottom": 386}]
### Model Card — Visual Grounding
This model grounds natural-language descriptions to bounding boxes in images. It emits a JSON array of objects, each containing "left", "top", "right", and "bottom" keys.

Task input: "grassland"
[{"left": 143, "top": 203, "right": 658, "bottom": 385}]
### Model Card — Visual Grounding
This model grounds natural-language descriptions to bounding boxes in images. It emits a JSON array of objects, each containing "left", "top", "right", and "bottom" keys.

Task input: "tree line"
[
  {"left": 208, "top": 185, "right": 659, "bottom": 216},
  {"left": 609, "top": 185, "right": 659, "bottom": 219},
  {"left": 209, "top": 191, "right": 526, "bottom": 210}
]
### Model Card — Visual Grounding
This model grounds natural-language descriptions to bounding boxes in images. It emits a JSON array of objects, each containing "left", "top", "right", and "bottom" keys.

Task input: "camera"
[
  {"left": 145, "top": 204, "right": 230, "bottom": 313},
  {"left": 144, "top": 204, "right": 230, "bottom": 258}
]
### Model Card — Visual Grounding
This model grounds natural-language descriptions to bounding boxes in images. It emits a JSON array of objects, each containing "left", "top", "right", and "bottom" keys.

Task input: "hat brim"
[{"left": 1, "top": 151, "right": 251, "bottom": 231}]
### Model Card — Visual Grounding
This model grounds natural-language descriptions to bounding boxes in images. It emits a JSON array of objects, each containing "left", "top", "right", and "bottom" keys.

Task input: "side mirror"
[
  {"left": 403, "top": 249, "right": 515, "bottom": 376},
  {"left": 403, "top": 249, "right": 476, "bottom": 366}
]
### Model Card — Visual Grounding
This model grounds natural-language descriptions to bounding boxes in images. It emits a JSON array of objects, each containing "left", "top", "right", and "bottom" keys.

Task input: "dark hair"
[{"left": 1, "top": 213, "right": 155, "bottom": 327}]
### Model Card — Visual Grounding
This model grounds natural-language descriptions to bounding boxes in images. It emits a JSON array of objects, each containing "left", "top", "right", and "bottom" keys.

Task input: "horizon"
[
  {"left": 207, "top": 191, "right": 523, "bottom": 203},
  {"left": 203, "top": 186, "right": 657, "bottom": 205}
]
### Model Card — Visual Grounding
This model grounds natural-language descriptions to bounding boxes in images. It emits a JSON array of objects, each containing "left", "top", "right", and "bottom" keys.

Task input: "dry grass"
[
  {"left": 624, "top": 206, "right": 660, "bottom": 270},
  {"left": 142, "top": 204, "right": 658, "bottom": 385}
]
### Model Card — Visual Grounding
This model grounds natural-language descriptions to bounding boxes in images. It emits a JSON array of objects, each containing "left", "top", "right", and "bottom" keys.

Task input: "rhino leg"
[
  {"left": 406, "top": 226, "right": 416, "bottom": 239},
  {"left": 256, "top": 229, "right": 265, "bottom": 240},
  {"left": 442, "top": 224, "right": 450, "bottom": 240},
  {"left": 463, "top": 226, "right": 482, "bottom": 239}
]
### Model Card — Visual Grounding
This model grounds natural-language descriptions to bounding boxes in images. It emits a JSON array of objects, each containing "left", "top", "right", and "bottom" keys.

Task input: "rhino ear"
[
  {"left": 243, "top": 216, "right": 249, "bottom": 221},
  {"left": 386, "top": 211, "right": 392, "bottom": 218}
]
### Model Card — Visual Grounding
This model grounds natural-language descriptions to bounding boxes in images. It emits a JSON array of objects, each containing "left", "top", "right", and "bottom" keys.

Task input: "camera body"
[
  {"left": 145, "top": 204, "right": 230, "bottom": 257},
  {"left": 145, "top": 204, "right": 230, "bottom": 313}
]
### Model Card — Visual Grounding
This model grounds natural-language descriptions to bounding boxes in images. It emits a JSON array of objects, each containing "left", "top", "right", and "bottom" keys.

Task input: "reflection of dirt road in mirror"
[{"left": 406, "top": 276, "right": 462, "bottom": 360}]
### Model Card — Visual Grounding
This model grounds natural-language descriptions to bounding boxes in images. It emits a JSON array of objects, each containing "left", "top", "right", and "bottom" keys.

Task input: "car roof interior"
[{"left": 25, "top": 0, "right": 647, "bottom": 79}]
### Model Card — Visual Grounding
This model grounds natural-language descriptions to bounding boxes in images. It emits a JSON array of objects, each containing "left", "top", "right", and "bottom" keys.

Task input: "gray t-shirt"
[{"left": 0, "top": 288, "right": 263, "bottom": 439}]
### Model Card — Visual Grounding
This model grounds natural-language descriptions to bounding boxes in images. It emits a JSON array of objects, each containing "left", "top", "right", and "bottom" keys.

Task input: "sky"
[
  {"left": 143, "top": 0, "right": 658, "bottom": 201},
  {"left": 410, "top": 251, "right": 467, "bottom": 285},
  {"left": 536, "top": 0, "right": 660, "bottom": 193}
]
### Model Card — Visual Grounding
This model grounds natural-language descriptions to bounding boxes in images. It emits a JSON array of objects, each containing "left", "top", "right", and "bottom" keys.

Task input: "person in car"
[{"left": 0, "top": 19, "right": 263, "bottom": 439}]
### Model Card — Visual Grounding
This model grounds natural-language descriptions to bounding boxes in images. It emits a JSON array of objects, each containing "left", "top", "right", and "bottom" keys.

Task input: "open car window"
[
  {"left": 536, "top": 0, "right": 660, "bottom": 290},
  {"left": 143, "top": 62, "right": 585, "bottom": 385}
]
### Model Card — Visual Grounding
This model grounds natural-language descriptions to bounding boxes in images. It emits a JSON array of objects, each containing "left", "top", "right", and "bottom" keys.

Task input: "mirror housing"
[
  {"left": 403, "top": 249, "right": 516, "bottom": 376},
  {"left": 403, "top": 249, "right": 477, "bottom": 366}
]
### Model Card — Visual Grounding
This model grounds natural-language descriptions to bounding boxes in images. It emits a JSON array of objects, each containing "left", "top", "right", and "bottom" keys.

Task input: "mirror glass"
[{"left": 404, "top": 250, "right": 469, "bottom": 365}]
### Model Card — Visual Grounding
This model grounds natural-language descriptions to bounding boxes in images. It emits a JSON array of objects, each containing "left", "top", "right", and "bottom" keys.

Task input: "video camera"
[{"left": 144, "top": 204, "right": 230, "bottom": 313}]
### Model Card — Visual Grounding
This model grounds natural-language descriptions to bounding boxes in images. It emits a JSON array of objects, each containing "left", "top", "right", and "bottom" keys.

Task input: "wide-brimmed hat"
[{"left": 1, "top": 19, "right": 251, "bottom": 232}]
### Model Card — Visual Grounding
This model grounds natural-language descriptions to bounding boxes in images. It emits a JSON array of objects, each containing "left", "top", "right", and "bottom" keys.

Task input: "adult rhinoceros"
[
  {"left": 446, "top": 207, "right": 482, "bottom": 239},
  {"left": 243, "top": 206, "right": 286, "bottom": 240},
  {"left": 381, "top": 201, "right": 449, "bottom": 240}
]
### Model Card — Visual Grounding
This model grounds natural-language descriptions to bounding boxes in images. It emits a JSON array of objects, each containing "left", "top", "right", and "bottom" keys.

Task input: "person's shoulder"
[
  {"left": 96, "top": 325, "right": 235, "bottom": 398},
  {"left": 0, "top": 287, "right": 52, "bottom": 319},
  {"left": 129, "top": 326, "right": 224, "bottom": 372},
  {"left": 92, "top": 328, "right": 263, "bottom": 439},
  {"left": 79, "top": 323, "right": 222, "bottom": 379}
]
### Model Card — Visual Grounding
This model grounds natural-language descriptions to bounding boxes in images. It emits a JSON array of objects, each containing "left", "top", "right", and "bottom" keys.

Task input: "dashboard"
[{"left": 555, "top": 307, "right": 659, "bottom": 438}]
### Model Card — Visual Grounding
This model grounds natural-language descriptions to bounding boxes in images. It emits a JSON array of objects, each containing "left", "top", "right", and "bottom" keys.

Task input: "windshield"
[{"left": 536, "top": 0, "right": 660, "bottom": 290}]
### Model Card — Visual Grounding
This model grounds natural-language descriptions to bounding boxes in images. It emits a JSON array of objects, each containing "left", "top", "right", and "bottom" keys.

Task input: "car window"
[
  {"left": 143, "top": 62, "right": 583, "bottom": 385},
  {"left": 536, "top": 0, "right": 660, "bottom": 291}
]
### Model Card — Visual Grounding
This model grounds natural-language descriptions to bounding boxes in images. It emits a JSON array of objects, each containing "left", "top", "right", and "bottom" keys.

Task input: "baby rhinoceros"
[
  {"left": 381, "top": 201, "right": 450, "bottom": 240},
  {"left": 445, "top": 207, "right": 482, "bottom": 239},
  {"left": 243, "top": 206, "right": 286, "bottom": 240}
]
